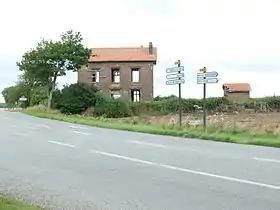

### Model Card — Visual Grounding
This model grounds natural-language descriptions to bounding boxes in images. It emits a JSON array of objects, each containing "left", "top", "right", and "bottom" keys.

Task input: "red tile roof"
[
  {"left": 223, "top": 83, "right": 251, "bottom": 92},
  {"left": 89, "top": 46, "right": 157, "bottom": 63}
]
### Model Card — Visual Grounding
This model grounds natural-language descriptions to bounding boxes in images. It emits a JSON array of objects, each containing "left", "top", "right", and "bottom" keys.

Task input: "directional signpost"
[
  {"left": 197, "top": 67, "right": 219, "bottom": 131},
  {"left": 166, "top": 61, "right": 185, "bottom": 126}
]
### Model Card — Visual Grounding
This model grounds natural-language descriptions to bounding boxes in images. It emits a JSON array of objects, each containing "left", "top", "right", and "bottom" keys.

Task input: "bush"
[
  {"left": 58, "top": 83, "right": 98, "bottom": 114},
  {"left": 264, "top": 96, "right": 280, "bottom": 111},
  {"left": 51, "top": 89, "right": 63, "bottom": 109},
  {"left": 29, "top": 86, "right": 48, "bottom": 106},
  {"left": 131, "top": 97, "right": 230, "bottom": 115},
  {"left": 94, "top": 93, "right": 131, "bottom": 118}
]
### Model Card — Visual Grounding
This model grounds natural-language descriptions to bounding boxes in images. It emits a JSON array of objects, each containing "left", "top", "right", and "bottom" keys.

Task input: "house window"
[
  {"left": 111, "top": 91, "right": 121, "bottom": 99},
  {"left": 91, "top": 69, "right": 100, "bottom": 83},
  {"left": 131, "top": 89, "right": 141, "bottom": 102},
  {"left": 112, "top": 69, "right": 120, "bottom": 83},
  {"left": 131, "top": 68, "right": 140, "bottom": 82}
]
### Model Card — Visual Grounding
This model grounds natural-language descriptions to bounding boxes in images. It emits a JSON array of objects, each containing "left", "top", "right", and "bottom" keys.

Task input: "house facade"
[
  {"left": 78, "top": 42, "right": 157, "bottom": 102},
  {"left": 222, "top": 83, "right": 251, "bottom": 101}
]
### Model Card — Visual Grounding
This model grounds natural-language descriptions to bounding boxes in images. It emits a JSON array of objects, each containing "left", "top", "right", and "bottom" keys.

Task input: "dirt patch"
[{"left": 111, "top": 112, "right": 280, "bottom": 133}]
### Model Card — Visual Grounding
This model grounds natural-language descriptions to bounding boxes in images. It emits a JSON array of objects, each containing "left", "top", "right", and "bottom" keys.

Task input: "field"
[
  {"left": 21, "top": 107, "right": 280, "bottom": 148},
  {"left": 113, "top": 112, "right": 280, "bottom": 134}
]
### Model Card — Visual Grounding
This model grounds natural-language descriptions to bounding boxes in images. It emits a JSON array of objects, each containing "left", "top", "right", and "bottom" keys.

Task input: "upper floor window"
[
  {"left": 111, "top": 68, "right": 120, "bottom": 83},
  {"left": 131, "top": 68, "right": 140, "bottom": 82},
  {"left": 91, "top": 69, "right": 100, "bottom": 83}
]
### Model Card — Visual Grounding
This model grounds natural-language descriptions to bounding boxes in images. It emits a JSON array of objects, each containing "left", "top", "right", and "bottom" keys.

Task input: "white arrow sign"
[
  {"left": 166, "top": 73, "right": 184, "bottom": 80},
  {"left": 197, "top": 78, "right": 218, "bottom": 84},
  {"left": 197, "top": 71, "right": 218, "bottom": 78},
  {"left": 166, "top": 66, "right": 184, "bottom": 74},
  {"left": 166, "top": 79, "right": 185, "bottom": 85}
]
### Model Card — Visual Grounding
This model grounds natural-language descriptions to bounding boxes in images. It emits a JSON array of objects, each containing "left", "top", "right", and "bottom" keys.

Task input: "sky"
[{"left": 1, "top": 0, "right": 280, "bottom": 102}]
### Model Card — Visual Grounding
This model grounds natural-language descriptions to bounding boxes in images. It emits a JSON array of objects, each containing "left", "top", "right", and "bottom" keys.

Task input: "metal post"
[
  {"left": 203, "top": 71, "right": 207, "bottom": 131},
  {"left": 178, "top": 61, "right": 182, "bottom": 126}
]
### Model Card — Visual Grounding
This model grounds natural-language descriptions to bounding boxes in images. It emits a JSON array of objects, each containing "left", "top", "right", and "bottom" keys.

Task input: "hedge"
[{"left": 130, "top": 96, "right": 280, "bottom": 115}]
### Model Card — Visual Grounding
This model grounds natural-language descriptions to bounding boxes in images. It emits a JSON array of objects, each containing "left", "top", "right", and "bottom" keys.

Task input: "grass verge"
[
  {"left": 0, "top": 196, "right": 42, "bottom": 210},
  {"left": 22, "top": 108, "right": 280, "bottom": 148}
]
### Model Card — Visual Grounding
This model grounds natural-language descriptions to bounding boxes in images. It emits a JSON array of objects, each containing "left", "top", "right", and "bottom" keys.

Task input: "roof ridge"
[
  {"left": 89, "top": 46, "right": 157, "bottom": 62},
  {"left": 223, "top": 82, "right": 250, "bottom": 84},
  {"left": 91, "top": 46, "right": 155, "bottom": 49}
]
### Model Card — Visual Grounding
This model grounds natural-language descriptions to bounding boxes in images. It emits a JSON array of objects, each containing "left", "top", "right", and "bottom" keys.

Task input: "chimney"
[{"left": 148, "top": 42, "right": 153, "bottom": 55}]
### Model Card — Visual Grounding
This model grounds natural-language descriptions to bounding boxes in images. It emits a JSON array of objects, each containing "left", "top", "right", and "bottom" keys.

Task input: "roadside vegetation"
[
  {"left": 2, "top": 29, "right": 280, "bottom": 148},
  {"left": 0, "top": 196, "right": 42, "bottom": 210},
  {"left": 22, "top": 85, "right": 280, "bottom": 148}
]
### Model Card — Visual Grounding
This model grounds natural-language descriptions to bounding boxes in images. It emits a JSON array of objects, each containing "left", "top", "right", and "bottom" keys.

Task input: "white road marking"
[
  {"left": 14, "top": 132, "right": 27, "bottom": 137},
  {"left": 48, "top": 141, "right": 77, "bottom": 148},
  {"left": 128, "top": 140, "right": 171, "bottom": 149},
  {"left": 127, "top": 140, "right": 200, "bottom": 153},
  {"left": 36, "top": 125, "right": 51, "bottom": 129},
  {"left": 28, "top": 125, "right": 51, "bottom": 130},
  {"left": 71, "top": 130, "right": 90, "bottom": 135},
  {"left": 69, "top": 125, "right": 88, "bottom": 130},
  {"left": 253, "top": 157, "right": 280, "bottom": 163},
  {"left": 90, "top": 150, "right": 280, "bottom": 190}
]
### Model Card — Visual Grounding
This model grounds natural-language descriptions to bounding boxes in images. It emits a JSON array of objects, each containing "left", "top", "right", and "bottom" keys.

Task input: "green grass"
[
  {"left": 0, "top": 196, "right": 42, "bottom": 210},
  {"left": 22, "top": 108, "right": 280, "bottom": 148}
]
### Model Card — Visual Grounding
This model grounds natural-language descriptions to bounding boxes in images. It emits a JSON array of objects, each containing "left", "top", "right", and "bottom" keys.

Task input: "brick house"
[
  {"left": 222, "top": 83, "right": 251, "bottom": 101},
  {"left": 78, "top": 42, "right": 157, "bottom": 102}
]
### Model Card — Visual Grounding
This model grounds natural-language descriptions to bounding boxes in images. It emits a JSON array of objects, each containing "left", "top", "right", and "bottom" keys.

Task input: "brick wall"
[{"left": 78, "top": 61, "right": 154, "bottom": 101}]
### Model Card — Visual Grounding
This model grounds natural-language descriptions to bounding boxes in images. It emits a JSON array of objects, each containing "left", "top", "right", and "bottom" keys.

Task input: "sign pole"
[
  {"left": 203, "top": 74, "right": 207, "bottom": 131},
  {"left": 165, "top": 62, "right": 185, "bottom": 126},
  {"left": 197, "top": 68, "right": 219, "bottom": 131},
  {"left": 200, "top": 67, "right": 207, "bottom": 131},
  {"left": 176, "top": 60, "right": 182, "bottom": 126}
]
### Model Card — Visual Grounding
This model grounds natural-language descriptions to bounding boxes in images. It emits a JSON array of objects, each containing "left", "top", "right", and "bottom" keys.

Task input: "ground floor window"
[
  {"left": 131, "top": 89, "right": 141, "bottom": 102},
  {"left": 111, "top": 91, "right": 121, "bottom": 99}
]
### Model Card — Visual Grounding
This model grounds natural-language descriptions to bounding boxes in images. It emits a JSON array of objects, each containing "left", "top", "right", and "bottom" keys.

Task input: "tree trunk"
[
  {"left": 47, "top": 75, "right": 57, "bottom": 110},
  {"left": 47, "top": 87, "right": 54, "bottom": 110}
]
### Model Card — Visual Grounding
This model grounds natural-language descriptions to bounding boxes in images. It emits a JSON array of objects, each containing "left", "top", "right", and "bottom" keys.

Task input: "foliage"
[
  {"left": 0, "top": 196, "right": 42, "bottom": 210},
  {"left": 23, "top": 109, "right": 280, "bottom": 148},
  {"left": 28, "top": 86, "right": 48, "bottom": 106},
  {"left": 1, "top": 83, "right": 29, "bottom": 107},
  {"left": 51, "top": 83, "right": 131, "bottom": 117},
  {"left": 16, "top": 29, "right": 91, "bottom": 109},
  {"left": 51, "top": 89, "right": 63, "bottom": 109},
  {"left": 0, "top": 103, "right": 6, "bottom": 108},
  {"left": 94, "top": 93, "right": 131, "bottom": 118},
  {"left": 131, "top": 97, "right": 230, "bottom": 115},
  {"left": 154, "top": 95, "right": 178, "bottom": 101},
  {"left": 57, "top": 83, "right": 98, "bottom": 114},
  {"left": 263, "top": 96, "right": 280, "bottom": 111},
  {"left": 131, "top": 96, "right": 280, "bottom": 115}
]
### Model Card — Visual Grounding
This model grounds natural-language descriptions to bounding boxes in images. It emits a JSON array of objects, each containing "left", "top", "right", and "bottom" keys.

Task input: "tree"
[
  {"left": 58, "top": 83, "right": 98, "bottom": 114},
  {"left": 1, "top": 84, "right": 28, "bottom": 107},
  {"left": 17, "top": 30, "right": 91, "bottom": 109}
]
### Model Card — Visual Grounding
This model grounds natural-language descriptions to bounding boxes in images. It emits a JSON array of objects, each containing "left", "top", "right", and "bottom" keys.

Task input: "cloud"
[{"left": 1, "top": 0, "right": 280, "bottom": 102}]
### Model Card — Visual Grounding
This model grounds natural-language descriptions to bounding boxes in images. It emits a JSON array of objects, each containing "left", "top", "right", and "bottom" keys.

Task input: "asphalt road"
[{"left": 0, "top": 110, "right": 280, "bottom": 210}]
